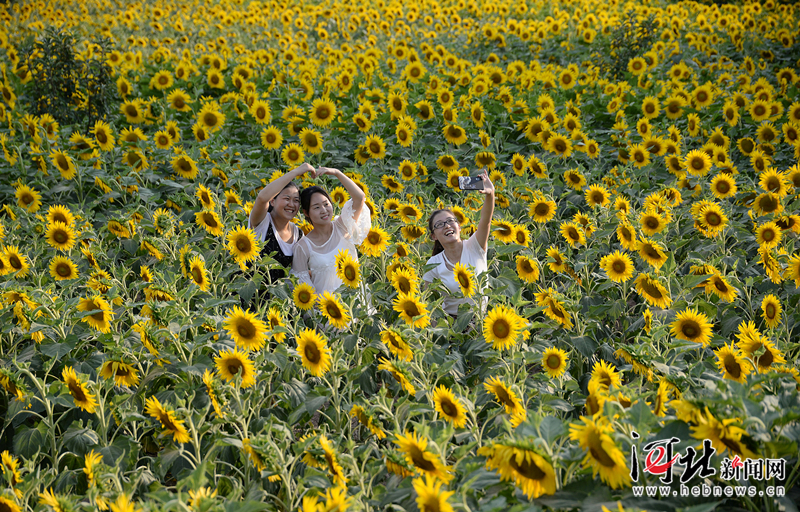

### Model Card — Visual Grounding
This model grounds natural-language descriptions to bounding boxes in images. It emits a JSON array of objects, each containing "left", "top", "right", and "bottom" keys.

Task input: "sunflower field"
[{"left": 1, "top": 0, "right": 800, "bottom": 510}]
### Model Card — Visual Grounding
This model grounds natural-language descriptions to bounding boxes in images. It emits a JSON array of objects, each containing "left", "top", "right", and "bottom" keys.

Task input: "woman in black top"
[{"left": 248, "top": 162, "right": 315, "bottom": 285}]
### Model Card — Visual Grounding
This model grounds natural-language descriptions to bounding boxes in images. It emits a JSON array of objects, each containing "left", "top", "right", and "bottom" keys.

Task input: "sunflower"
[
  {"left": 393, "top": 292, "right": 430, "bottom": 328},
  {"left": 568, "top": 416, "right": 631, "bottom": 489},
  {"left": 761, "top": 294, "right": 781, "bottom": 329},
  {"left": 309, "top": 98, "right": 336, "bottom": 127},
  {"left": 751, "top": 192, "right": 782, "bottom": 217},
  {"left": 432, "top": 385, "right": 468, "bottom": 428},
  {"left": 15, "top": 184, "right": 42, "bottom": 212},
  {"left": 120, "top": 99, "right": 145, "bottom": 123},
  {"left": 188, "top": 256, "right": 210, "bottom": 291},
  {"left": 167, "top": 88, "right": 193, "bottom": 112},
  {"left": 99, "top": 360, "right": 139, "bottom": 387},
  {"left": 153, "top": 130, "right": 172, "bottom": 149},
  {"left": 690, "top": 410, "right": 757, "bottom": 459},
  {"left": 213, "top": 348, "right": 257, "bottom": 388},
  {"left": 559, "top": 222, "right": 585, "bottom": 248},
  {"left": 584, "top": 185, "right": 610, "bottom": 207},
  {"left": 260, "top": 125, "right": 283, "bottom": 150},
  {"left": 77, "top": 295, "right": 114, "bottom": 333},
  {"left": 634, "top": 273, "right": 672, "bottom": 309},
  {"left": 380, "top": 328, "right": 413, "bottom": 361},
  {"left": 483, "top": 305, "right": 522, "bottom": 350},
  {"left": 393, "top": 431, "right": 452, "bottom": 482},
  {"left": 412, "top": 475, "right": 455, "bottom": 512},
  {"left": 512, "top": 225, "right": 530, "bottom": 247},
  {"left": 479, "top": 442, "right": 557, "bottom": 499},
  {"left": 144, "top": 396, "right": 191, "bottom": 443},
  {"left": 359, "top": 227, "right": 390, "bottom": 257},
  {"left": 714, "top": 343, "right": 752, "bottom": 383},
  {"left": 378, "top": 357, "right": 417, "bottom": 396},
  {"left": 484, "top": 376, "right": 526, "bottom": 419},
  {"left": 515, "top": 255, "right": 540, "bottom": 283},
  {"left": 49, "top": 256, "right": 79, "bottom": 281},
  {"left": 390, "top": 267, "right": 419, "bottom": 295},
  {"left": 695, "top": 203, "right": 728, "bottom": 236},
  {"left": 616, "top": 223, "right": 637, "bottom": 251},
  {"left": 541, "top": 347, "right": 569, "bottom": 378},
  {"left": 492, "top": 220, "right": 515, "bottom": 243},
  {"left": 195, "top": 211, "right": 224, "bottom": 236},
  {"left": 62, "top": 366, "right": 97, "bottom": 413},
  {"left": 738, "top": 324, "right": 785, "bottom": 372},
  {"left": 546, "top": 246, "right": 567, "bottom": 273},
  {"left": 223, "top": 306, "right": 267, "bottom": 351},
  {"left": 449, "top": 262, "right": 475, "bottom": 298},
  {"left": 335, "top": 250, "right": 360, "bottom": 288},
  {"left": 50, "top": 150, "right": 77, "bottom": 179},
  {"left": 436, "top": 154, "right": 459, "bottom": 173},
  {"left": 364, "top": 134, "right": 386, "bottom": 159},
  {"left": 639, "top": 211, "right": 667, "bottom": 236},
  {"left": 226, "top": 226, "right": 260, "bottom": 264},
  {"left": 398, "top": 203, "right": 422, "bottom": 223},
  {"left": 599, "top": 251, "right": 634, "bottom": 282},
  {"left": 293, "top": 282, "right": 317, "bottom": 311},
  {"left": 704, "top": 274, "right": 737, "bottom": 302},
  {"left": 353, "top": 113, "right": 371, "bottom": 132},
  {"left": 545, "top": 134, "right": 572, "bottom": 158},
  {"left": 45, "top": 222, "right": 77, "bottom": 252},
  {"left": 636, "top": 238, "right": 668, "bottom": 270},
  {"left": 318, "top": 291, "right": 350, "bottom": 329},
  {"left": 281, "top": 143, "right": 305, "bottom": 166},
  {"left": 755, "top": 221, "right": 781, "bottom": 249},
  {"left": 172, "top": 154, "right": 199, "bottom": 180},
  {"left": 298, "top": 127, "right": 323, "bottom": 155},
  {"left": 295, "top": 328, "right": 331, "bottom": 377},
  {"left": 670, "top": 308, "right": 713, "bottom": 346},
  {"left": 683, "top": 149, "right": 712, "bottom": 176},
  {"left": 563, "top": 169, "right": 586, "bottom": 190}
]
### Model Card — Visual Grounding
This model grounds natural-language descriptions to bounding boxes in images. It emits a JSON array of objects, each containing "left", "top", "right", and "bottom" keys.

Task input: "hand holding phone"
[{"left": 458, "top": 175, "right": 485, "bottom": 190}]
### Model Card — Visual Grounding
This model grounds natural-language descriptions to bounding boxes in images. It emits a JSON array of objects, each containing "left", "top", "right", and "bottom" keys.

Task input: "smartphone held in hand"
[{"left": 458, "top": 175, "right": 485, "bottom": 190}]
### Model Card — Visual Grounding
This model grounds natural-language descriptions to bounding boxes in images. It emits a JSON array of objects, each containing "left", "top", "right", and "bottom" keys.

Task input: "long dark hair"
[
  {"left": 300, "top": 186, "right": 333, "bottom": 225},
  {"left": 267, "top": 181, "right": 300, "bottom": 213},
  {"left": 428, "top": 209, "right": 454, "bottom": 257}
]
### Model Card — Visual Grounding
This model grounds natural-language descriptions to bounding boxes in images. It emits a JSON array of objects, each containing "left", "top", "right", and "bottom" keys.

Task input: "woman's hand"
[
  {"left": 294, "top": 162, "right": 315, "bottom": 177},
  {"left": 312, "top": 166, "right": 340, "bottom": 178},
  {"left": 477, "top": 169, "right": 495, "bottom": 196}
]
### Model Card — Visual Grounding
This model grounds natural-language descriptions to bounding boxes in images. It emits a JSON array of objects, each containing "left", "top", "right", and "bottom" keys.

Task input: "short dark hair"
[{"left": 300, "top": 186, "right": 333, "bottom": 225}]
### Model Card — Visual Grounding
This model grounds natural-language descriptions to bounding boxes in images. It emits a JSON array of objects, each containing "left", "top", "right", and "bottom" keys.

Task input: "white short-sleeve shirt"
[{"left": 423, "top": 233, "right": 488, "bottom": 316}]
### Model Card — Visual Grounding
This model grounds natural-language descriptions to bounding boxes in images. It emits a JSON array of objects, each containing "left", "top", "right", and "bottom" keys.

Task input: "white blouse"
[
  {"left": 423, "top": 233, "right": 488, "bottom": 316},
  {"left": 291, "top": 199, "right": 371, "bottom": 295}
]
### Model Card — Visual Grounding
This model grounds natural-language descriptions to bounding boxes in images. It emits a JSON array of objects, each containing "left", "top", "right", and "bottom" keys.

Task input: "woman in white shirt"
[
  {"left": 249, "top": 162, "right": 315, "bottom": 285},
  {"left": 423, "top": 170, "right": 495, "bottom": 317},
  {"left": 291, "top": 167, "right": 371, "bottom": 294}
]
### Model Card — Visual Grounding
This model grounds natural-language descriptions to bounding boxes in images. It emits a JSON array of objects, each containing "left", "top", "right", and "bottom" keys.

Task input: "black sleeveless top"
[{"left": 260, "top": 215, "right": 302, "bottom": 282}]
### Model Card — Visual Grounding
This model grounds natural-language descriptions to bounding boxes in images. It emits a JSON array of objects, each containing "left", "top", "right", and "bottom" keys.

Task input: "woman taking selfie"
[
  {"left": 248, "top": 162, "right": 315, "bottom": 284},
  {"left": 423, "top": 169, "right": 495, "bottom": 317},
  {"left": 291, "top": 166, "right": 371, "bottom": 294}
]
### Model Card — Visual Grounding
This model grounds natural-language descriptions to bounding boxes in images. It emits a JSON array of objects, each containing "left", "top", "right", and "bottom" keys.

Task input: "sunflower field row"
[{"left": 1, "top": 0, "right": 800, "bottom": 510}]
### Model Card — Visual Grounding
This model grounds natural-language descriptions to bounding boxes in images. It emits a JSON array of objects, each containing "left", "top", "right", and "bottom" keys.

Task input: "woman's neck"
[
  {"left": 271, "top": 213, "right": 294, "bottom": 241},
  {"left": 309, "top": 221, "right": 333, "bottom": 241},
  {"left": 441, "top": 239, "right": 463, "bottom": 264}
]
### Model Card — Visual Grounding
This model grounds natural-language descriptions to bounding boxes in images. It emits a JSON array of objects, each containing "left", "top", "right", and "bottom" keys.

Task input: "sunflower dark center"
[
  {"left": 440, "top": 398, "right": 457, "bottom": 417},
  {"left": 236, "top": 238, "right": 251, "bottom": 252},
  {"left": 724, "top": 355, "right": 741, "bottom": 379},
  {"left": 546, "top": 354, "right": 561, "bottom": 370},
  {"left": 681, "top": 321, "right": 699, "bottom": 338},
  {"left": 237, "top": 322, "right": 254, "bottom": 339},
  {"left": 510, "top": 455, "right": 546, "bottom": 480},
  {"left": 492, "top": 319, "right": 510, "bottom": 339},
  {"left": 326, "top": 304, "right": 342, "bottom": 319},
  {"left": 56, "top": 263, "right": 72, "bottom": 277},
  {"left": 588, "top": 431, "right": 617, "bottom": 468},
  {"left": 304, "top": 343, "right": 320, "bottom": 363}
]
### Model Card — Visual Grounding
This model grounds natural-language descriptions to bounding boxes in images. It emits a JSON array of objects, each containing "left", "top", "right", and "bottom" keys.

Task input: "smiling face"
[
  {"left": 305, "top": 191, "right": 334, "bottom": 225},
  {"left": 270, "top": 185, "right": 300, "bottom": 222},
  {"left": 430, "top": 210, "right": 460, "bottom": 244}
]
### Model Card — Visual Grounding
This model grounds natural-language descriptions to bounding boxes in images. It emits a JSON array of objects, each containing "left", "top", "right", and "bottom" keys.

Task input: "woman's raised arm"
[
  {"left": 316, "top": 167, "right": 366, "bottom": 223},
  {"left": 474, "top": 170, "right": 495, "bottom": 252}
]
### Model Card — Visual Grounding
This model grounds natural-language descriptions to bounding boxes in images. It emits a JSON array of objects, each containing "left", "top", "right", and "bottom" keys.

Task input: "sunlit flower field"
[{"left": 1, "top": 0, "right": 799, "bottom": 510}]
